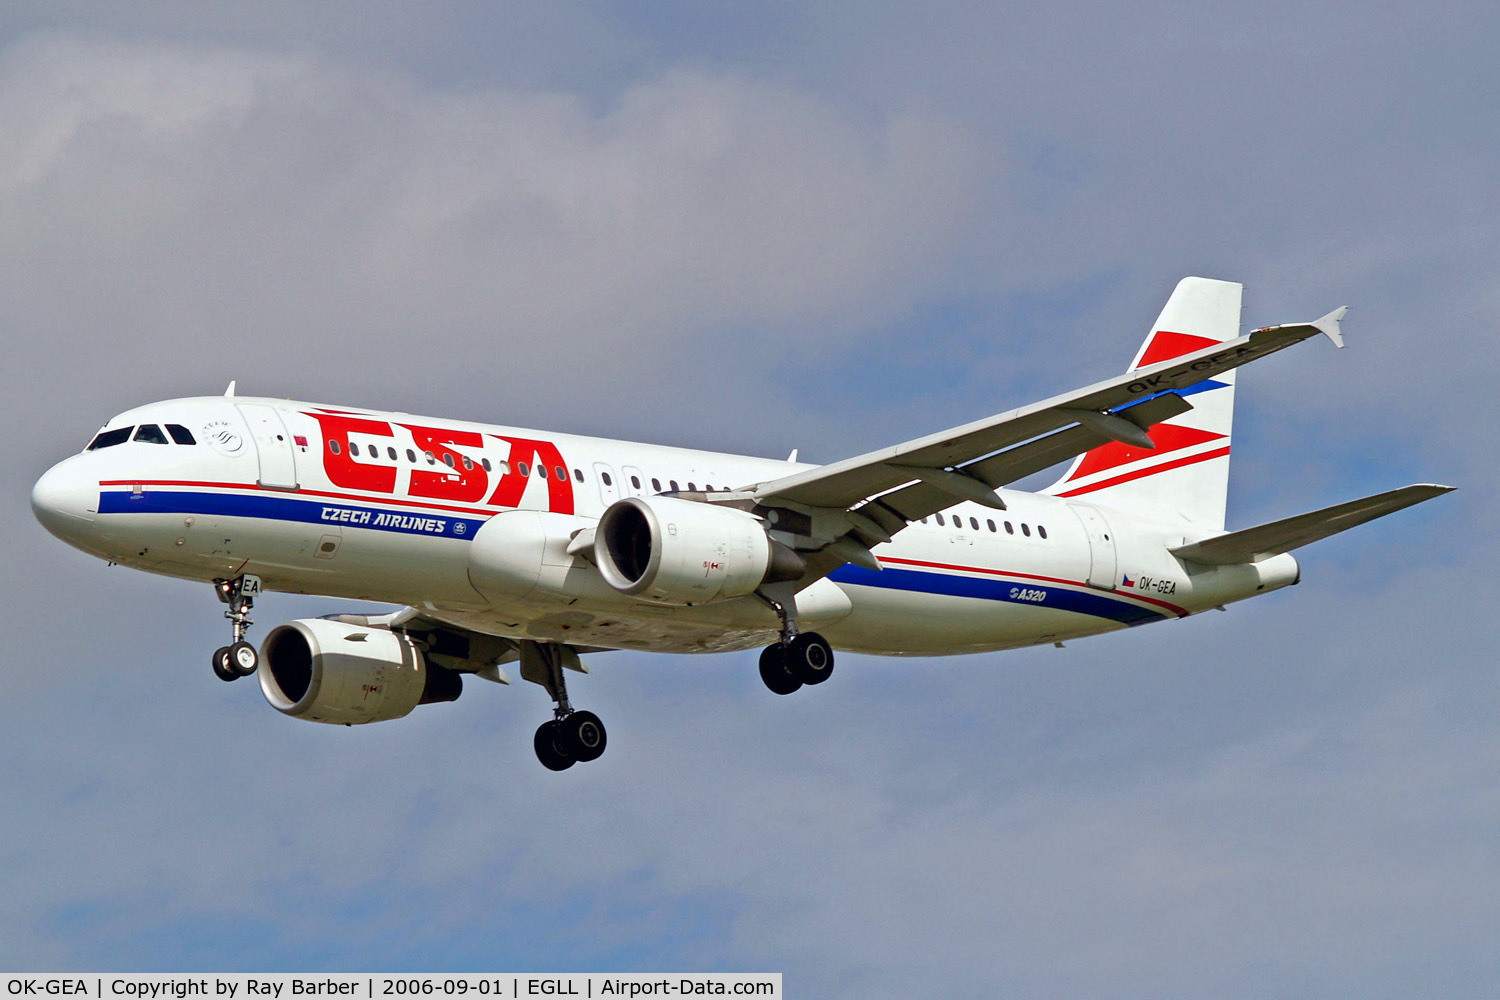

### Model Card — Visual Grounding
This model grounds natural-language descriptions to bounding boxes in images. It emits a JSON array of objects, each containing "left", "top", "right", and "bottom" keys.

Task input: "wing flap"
[{"left": 1170, "top": 484, "right": 1454, "bottom": 565}]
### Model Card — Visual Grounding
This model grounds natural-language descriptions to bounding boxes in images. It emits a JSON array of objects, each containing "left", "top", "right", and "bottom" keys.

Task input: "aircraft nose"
[{"left": 32, "top": 459, "right": 97, "bottom": 540}]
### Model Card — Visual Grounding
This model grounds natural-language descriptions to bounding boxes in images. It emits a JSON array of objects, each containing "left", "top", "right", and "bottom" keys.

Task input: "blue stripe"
[
  {"left": 828, "top": 564, "right": 1167, "bottom": 626},
  {"left": 98, "top": 490, "right": 487, "bottom": 540},
  {"left": 1116, "top": 379, "right": 1227, "bottom": 411}
]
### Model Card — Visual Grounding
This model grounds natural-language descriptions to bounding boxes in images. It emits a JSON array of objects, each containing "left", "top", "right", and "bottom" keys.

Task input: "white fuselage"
[{"left": 32, "top": 395, "right": 1300, "bottom": 657}]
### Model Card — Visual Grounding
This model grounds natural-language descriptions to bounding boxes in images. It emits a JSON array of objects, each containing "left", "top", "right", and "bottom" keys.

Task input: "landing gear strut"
[
  {"left": 757, "top": 587, "right": 835, "bottom": 695},
  {"left": 211, "top": 574, "right": 261, "bottom": 682},
  {"left": 520, "top": 641, "right": 607, "bottom": 771}
]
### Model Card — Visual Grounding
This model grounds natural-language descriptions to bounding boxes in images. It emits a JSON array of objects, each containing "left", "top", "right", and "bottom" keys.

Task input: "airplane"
[{"left": 31, "top": 277, "right": 1452, "bottom": 770}]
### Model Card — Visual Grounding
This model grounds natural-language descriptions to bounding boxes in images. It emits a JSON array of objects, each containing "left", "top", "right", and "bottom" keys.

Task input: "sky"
[{"left": 1, "top": 2, "right": 1496, "bottom": 995}]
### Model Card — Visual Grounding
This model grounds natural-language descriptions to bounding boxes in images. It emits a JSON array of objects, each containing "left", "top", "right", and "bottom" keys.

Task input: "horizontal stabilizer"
[{"left": 1170, "top": 484, "right": 1454, "bottom": 565}]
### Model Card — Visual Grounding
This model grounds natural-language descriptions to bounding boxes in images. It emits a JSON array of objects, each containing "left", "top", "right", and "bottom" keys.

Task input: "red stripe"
[
  {"left": 1056, "top": 445, "right": 1231, "bottom": 498},
  {"left": 1068, "top": 423, "right": 1225, "bottom": 480},
  {"left": 98, "top": 479, "right": 506, "bottom": 518},
  {"left": 1136, "top": 331, "right": 1218, "bottom": 367},
  {"left": 878, "top": 555, "right": 1188, "bottom": 616}
]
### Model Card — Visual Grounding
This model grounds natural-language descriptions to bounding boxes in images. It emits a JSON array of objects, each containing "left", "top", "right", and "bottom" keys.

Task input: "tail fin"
[{"left": 1044, "top": 277, "right": 1242, "bottom": 529}]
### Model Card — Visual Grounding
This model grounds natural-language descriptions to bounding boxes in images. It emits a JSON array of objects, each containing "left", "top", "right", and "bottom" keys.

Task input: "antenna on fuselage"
[{"left": 224, "top": 380, "right": 237, "bottom": 397}]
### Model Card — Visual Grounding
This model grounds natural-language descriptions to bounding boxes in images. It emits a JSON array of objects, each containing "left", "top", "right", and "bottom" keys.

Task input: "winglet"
[
  {"left": 1315, "top": 306, "right": 1347, "bottom": 349},
  {"left": 224, "top": 380, "right": 237, "bottom": 397}
]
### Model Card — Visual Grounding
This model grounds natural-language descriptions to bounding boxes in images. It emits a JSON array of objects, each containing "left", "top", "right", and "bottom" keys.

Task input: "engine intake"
[
  {"left": 259, "top": 617, "right": 461, "bottom": 725},
  {"left": 594, "top": 495, "right": 802, "bottom": 605}
]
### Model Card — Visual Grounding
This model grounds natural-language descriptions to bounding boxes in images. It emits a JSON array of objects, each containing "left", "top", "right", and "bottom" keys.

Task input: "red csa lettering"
[
  {"left": 400, "top": 423, "right": 489, "bottom": 503},
  {"left": 308, "top": 412, "right": 396, "bottom": 493},
  {"left": 487, "top": 436, "right": 575, "bottom": 514}
]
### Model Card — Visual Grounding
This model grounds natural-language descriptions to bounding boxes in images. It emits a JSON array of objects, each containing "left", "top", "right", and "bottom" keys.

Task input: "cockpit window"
[
  {"left": 166, "top": 424, "right": 197, "bottom": 445},
  {"left": 134, "top": 424, "right": 169, "bottom": 445},
  {"left": 86, "top": 427, "right": 133, "bottom": 451}
]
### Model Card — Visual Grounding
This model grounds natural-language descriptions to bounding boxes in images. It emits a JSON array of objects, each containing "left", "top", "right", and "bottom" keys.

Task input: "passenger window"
[
  {"left": 670, "top": 480, "right": 679, "bottom": 491},
  {"left": 462, "top": 455, "right": 473, "bottom": 470},
  {"left": 573, "top": 468, "right": 584, "bottom": 482},
  {"left": 443, "top": 453, "right": 455, "bottom": 468},
  {"left": 651, "top": 478, "right": 662, "bottom": 492},
  {"left": 1038, "top": 525, "right": 1047, "bottom": 539},
  {"left": 517, "top": 462, "right": 529, "bottom": 476},
  {"left": 1005, "top": 521, "right": 1014, "bottom": 534},
  {"left": 555, "top": 466, "right": 566, "bottom": 481},
  {"left": 935, "top": 513, "right": 945, "bottom": 526},
  {"left": 602, "top": 472, "right": 613, "bottom": 486},
  {"left": 166, "top": 424, "right": 196, "bottom": 445},
  {"left": 687, "top": 482, "right": 697, "bottom": 492},
  {"left": 406, "top": 449, "right": 416, "bottom": 463},
  {"left": 630, "top": 475, "right": 641, "bottom": 489},
  {"left": 329, "top": 440, "right": 342, "bottom": 455},
  {"left": 425, "top": 451, "right": 436, "bottom": 465},
  {"left": 920, "top": 517, "right": 928, "bottom": 524},
  {"left": 87, "top": 427, "right": 134, "bottom": 450},
  {"left": 349, "top": 442, "right": 360, "bottom": 457},
  {"left": 986, "top": 519, "right": 996, "bottom": 533},
  {"left": 497, "top": 461, "right": 511, "bottom": 475},
  {"left": 1022, "top": 523, "right": 1031, "bottom": 537},
  {"left": 970, "top": 517, "right": 979, "bottom": 531},
  {"left": 482, "top": 458, "right": 492, "bottom": 472},
  {"left": 388, "top": 447, "right": 398, "bottom": 461},
  {"left": 537, "top": 464, "right": 548, "bottom": 479},
  {"left": 134, "top": 424, "right": 169, "bottom": 445}
]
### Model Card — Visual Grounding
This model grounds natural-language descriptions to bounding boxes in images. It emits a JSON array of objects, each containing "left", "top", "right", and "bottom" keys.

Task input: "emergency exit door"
[
  {"left": 236, "top": 403, "right": 299, "bottom": 490},
  {"left": 1068, "top": 503, "right": 1117, "bottom": 591}
]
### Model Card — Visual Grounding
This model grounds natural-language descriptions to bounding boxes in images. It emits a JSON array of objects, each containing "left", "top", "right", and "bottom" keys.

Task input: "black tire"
[
  {"left": 534, "top": 720, "right": 575, "bottom": 771},
  {"left": 788, "top": 632, "right": 835, "bottom": 686},
  {"left": 759, "top": 644, "right": 802, "bottom": 695},
  {"left": 211, "top": 646, "right": 237, "bottom": 682},
  {"left": 228, "top": 640, "right": 259, "bottom": 677},
  {"left": 564, "top": 711, "right": 607, "bottom": 762}
]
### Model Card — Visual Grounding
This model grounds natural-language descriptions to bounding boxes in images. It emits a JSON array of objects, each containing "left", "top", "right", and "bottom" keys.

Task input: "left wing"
[
  {"left": 1169, "top": 484, "right": 1454, "bottom": 565},
  {"left": 738, "top": 309, "right": 1347, "bottom": 572}
]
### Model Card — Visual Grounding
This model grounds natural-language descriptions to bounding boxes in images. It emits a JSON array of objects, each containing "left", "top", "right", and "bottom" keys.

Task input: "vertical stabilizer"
[{"left": 1044, "top": 277, "right": 1242, "bottom": 530}]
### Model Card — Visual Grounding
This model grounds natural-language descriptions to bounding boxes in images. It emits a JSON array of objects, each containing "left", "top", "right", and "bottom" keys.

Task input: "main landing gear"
[
  {"left": 758, "top": 632, "right": 835, "bottom": 695},
  {"left": 520, "top": 641, "right": 607, "bottom": 771},
  {"left": 756, "top": 589, "right": 835, "bottom": 695},
  {"left": 211, "top": 574, "right": 261, "bottom": 682}
]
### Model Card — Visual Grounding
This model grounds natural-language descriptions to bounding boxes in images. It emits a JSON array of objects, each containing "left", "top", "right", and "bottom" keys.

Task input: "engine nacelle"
[
  {"left": 258, "top": 618, "right": 462, "bottom": 725},
  {"left": 594, "top": 495, "right": 801, "bottom": 605}
]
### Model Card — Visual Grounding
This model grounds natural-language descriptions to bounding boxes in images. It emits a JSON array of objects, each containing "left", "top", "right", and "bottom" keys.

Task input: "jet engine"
[
  {"left": 594, "top": 495, "right": 803, "bottom": 605},
  {"left": 258, "top": 617, "right": 462, "bottom": 725}
]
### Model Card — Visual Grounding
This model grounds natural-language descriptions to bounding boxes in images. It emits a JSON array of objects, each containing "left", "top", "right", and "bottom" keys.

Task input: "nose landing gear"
[{"left": 211, "top": 574, "right": 261, "bottom": 682}]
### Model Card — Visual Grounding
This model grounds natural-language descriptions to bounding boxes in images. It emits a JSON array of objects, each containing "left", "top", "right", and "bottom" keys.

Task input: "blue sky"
[{"left": 2, "top": 4, "right": 1496, "bottom": 996}]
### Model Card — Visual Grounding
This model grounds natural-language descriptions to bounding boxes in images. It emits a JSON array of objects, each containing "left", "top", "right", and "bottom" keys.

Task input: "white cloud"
[{"left": 0, "top": 34, "right": 989, "bottom": 433}]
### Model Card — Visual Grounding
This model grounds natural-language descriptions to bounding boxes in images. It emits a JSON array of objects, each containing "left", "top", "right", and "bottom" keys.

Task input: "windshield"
[{"left": 86, "top": 427, "right": 133, "bottom": 451}]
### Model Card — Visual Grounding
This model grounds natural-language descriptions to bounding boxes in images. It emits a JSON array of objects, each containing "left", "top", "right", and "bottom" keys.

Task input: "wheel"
[
  {"left": 228, "top": 640, "right": 259, "bottom": 677},
  {"left": 534, "top": 720, "right": 576, "bottom": 771},
  {"left": 211, "top": 646, "right": 237, "bottom": 682},
  {"left": 563, "top": 711, "right": 607, "bottom": 762},
  {"left": 759, "top": 644, "right": 802, "bottom": 695},
  {"left": 787, "top": 632, "right": 835, "bottom": 686}
]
